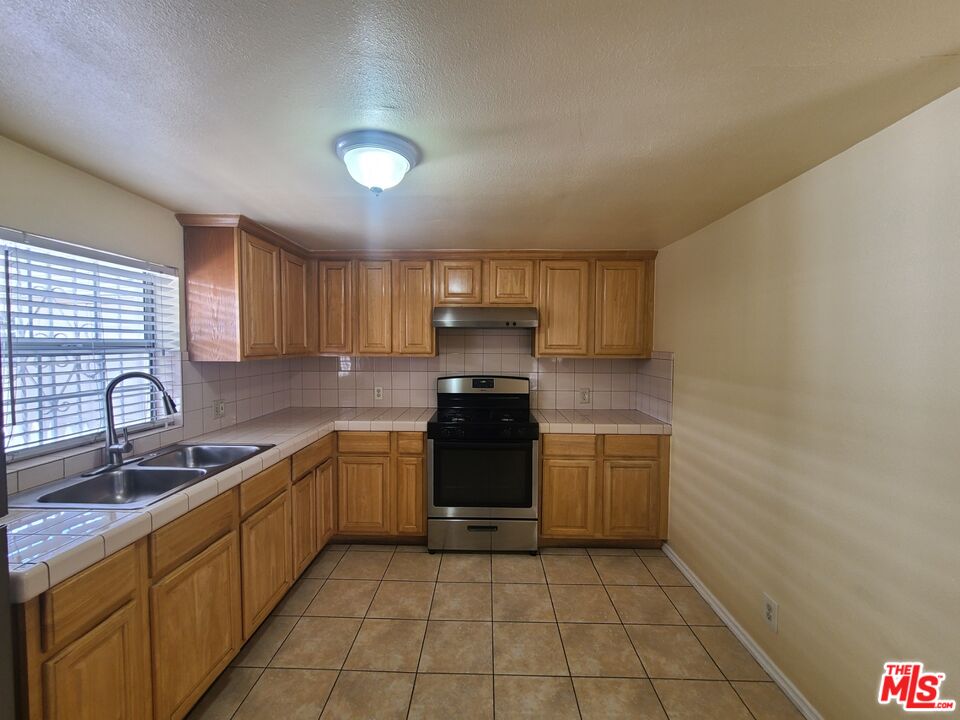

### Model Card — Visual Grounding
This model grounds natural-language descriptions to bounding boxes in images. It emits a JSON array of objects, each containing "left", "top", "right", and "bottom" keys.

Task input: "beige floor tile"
[
  {"left": 271, "top": 578, "right": 324, "bottom": 616},
  {"left": 418, "top": 620, "right": 493, "bottom": 673},
  {"left": 320, "top": 671, "right": 415, "bottom": 720},
  {"left": 347, "top": 542, "right": 397, "bottom": 552},
  {"left": 187, "top": 667, "right": 262, "bottom": 719},
  {"left": 732, "top": 681, "right": 805, "bottom": 719},
  {"left": 693, "top": 627, "right": 769, "bottom": 681},
  {"left": 586, "top": 547, "right": 636, "bottom": 556},
  {"left": 493, "top": 622, "right": 569, "bottom": 676},
  {"left": 494, "top": 676, "right": 580, "bottom": 719},
  {"left": 302, "top": 549, "right": 345, "bottom": 579},
  {"left": 384, "top": 552, "right": 441, "bottom": 581},
  {"left": 492, "top": 583, "right": 556, "bottom": 622},
  {"left": 549, "top": 585, "right": 619, "bottom": 623},
  {"left": 653, "top": 679, "right": 753, "bottom": 719},
  {"left": 627, "top": 626, "right": 723, "bottom": 680},
  {"left": 329, "top": 551, "right": 392, "bottom": 579},
  {"left": 607, "top": 586, "right": 684, "bottom": 624},
  {"left": 303, "top": 579, "right": 379, "bottom": 617},
  {"left": 231, "top": 615, "right": 298, "bottom": 667},
  {"left": 559, "top": 623, "right": 646, "bottom": 678},
  {"left": 634, "top": 548, "right": 665, "bottom": 557},
  {"left": 664, "top": 586, "right": 722, "bottom": 625},
  {"left": 539, "top": 546, "right": 588, "bottom": 555},
  {"left": 408, "top": 674, "right": 494, "bottom": 720},
  {"left": 270, "top": 616, "right": 361, "bottom": 669},
  {"left": 368, "top": 581, "right": 436, "bottom": 619},
  {"left": 592, "top": 555, "right": 658, "bottom": 585},
  {"left": 343, "top": 618, "right": 427, "bottom": 671},
  {"left": 438, "top": 552, "right": 492, "bottom": 582},
  {"left": 642, "top": 557, "right": 690, "bottom": 586},
  {"left": 541, "top": 555, "right": 602, "bottom": 584},
  {"left": 430, "top": 582, "right": 492, "bottom": 620},
  {"left": 573, "top": 677, "right": 667, "bottom": 719},
  {"left": 492, "top": 554, "right": 546, "bottom": 583},
  {"left": 232, "top": 668, "right": 337, "bottom": 720}
]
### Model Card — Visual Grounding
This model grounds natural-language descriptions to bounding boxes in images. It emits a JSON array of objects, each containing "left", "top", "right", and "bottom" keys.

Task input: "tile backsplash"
[
  {"left": 636, "top": 351, "right": 674, "bottom": 423},
  {"left": 288, "top": 329, "right": 642, "bottom": 411}
]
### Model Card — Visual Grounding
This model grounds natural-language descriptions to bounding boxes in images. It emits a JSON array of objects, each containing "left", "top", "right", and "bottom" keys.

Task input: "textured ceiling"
[{"left": 1, "top": 1, "right": 960, "bottom": 251}]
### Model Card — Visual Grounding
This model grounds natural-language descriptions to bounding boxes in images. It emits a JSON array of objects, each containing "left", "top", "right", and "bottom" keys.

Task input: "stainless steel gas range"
[{"left": 426, "top": 376, "right": 540, "bottom": 553}]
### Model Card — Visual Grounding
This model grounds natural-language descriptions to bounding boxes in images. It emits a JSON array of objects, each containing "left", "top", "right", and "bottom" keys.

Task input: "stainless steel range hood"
[{"left": 432, "top": 306, "right": 539, "bottom": 329}]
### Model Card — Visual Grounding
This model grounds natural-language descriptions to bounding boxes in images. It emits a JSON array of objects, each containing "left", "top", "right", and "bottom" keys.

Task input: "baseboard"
[{"left": 662, "top": 543, "right": 823, "bottom": 720}]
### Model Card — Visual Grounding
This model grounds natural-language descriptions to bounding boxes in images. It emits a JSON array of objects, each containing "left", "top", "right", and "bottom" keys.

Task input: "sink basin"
[
  {"left": 36, "top": 468, "right": 207, "bottom": 506},
  {"left": 139, "top": 444, "right": 265, "bottom": 469}
]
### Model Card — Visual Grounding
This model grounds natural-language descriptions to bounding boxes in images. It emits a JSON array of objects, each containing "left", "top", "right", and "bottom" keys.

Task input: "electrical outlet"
[
  {"left": 374, "top": 387, "right": 384, "bottom": 401},
  {"left": 578, "top": 388, "right": 591, "bottom": 404},
  {"left": 762, "top": 593, "right": 779, "bottom": 632},
  {"left": 213, "top": 399, "right": 225, "bottom": 418}
]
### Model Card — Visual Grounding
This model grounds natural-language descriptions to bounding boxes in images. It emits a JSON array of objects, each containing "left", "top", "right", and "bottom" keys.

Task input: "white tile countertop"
[{"left": 4, "top": 406, "right": 669, "bottom": 602}]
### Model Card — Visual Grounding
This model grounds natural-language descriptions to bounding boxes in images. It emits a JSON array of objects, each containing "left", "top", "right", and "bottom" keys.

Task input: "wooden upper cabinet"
[
  {"left": 318, "top": 260, "right": 354, "bottom": 354},
  {"left": 393, "top": 260, "right": 435, "bottom": 355},
  {"left": 601, "top": 459, "right": 659, "bottom": 538},
  {"left": 537, "top": 260, "right": 590, "bottom": 356},
  {"left": 357, "top": 261, "right": 393, "bottom": 354},
  {"left": 240, "top": 231, "right": 283, "bottom": 358},
  {"left": 280, "top": 250, "right": 315, "bottom": 356},
  {"left": 487, "top": 259, "right": 536, "bottom": 305},
  {"left": 593, "top": 260, "right": 652, "bottom": 357},
  {"left": 435, "top": 259, "right": 483, "bottom": 305}
]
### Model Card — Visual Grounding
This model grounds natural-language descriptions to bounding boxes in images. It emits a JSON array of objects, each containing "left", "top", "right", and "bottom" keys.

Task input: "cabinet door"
[
  {"left": 42, "top": 601, "right": 149, "bottom": 720},
  {"left": 357, "top": 261, "right": 393, "bottom": 354},
  {"left": 151, "top": 532, "right": 242, "bottom": 720},
  {"left": 540, "top": 458, "right": 598, "bottom": 538},
  {"left": 318, "top": 260, "right": 354, "bottom": 354},
  {"left": 601, "top": 459, "right": 659, "bottom": 538},
  {"left": 240, "top": 231, "right": 282, "bottom": 358},
  {"left": 435, "top": 259, "right": 482, "bottom": 305},
  {"left": 537, "top": 260, "right": 590, "bottom": 355},
  {"left": 594, "top": 260, "right": 651, "bottom": 356},
  {"left": 291, "top": 471, "right": 318, "bottom": 577},
  {"left": 487, "top": 259, "right": 536, "bottom": 305},
  {"left": 317, "top": 459, "right": 336, "bottom": 547},
  {"left": 240, "top": 492, "right": 292, "bottom": 637},
  {"left": 338, "top": 456, "right": 391, "bottom": 534},
  {"left": 396, "top": 455, "right": 425, "bottom": 535},
  {"left": 393, "top": 260, "right": 435, "bottom": 355},
  {"left": 280, "top": 250, "right": 314, "bottom": 356}
]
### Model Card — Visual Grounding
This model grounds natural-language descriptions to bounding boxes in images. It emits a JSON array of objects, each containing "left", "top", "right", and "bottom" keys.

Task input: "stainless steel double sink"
[{"left": 10, "top": 443, "right": 273, "bottom": 510}]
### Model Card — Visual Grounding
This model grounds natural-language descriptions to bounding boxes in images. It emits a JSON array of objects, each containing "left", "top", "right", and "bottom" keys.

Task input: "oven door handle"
[{"left": 466, "top": 525, "right": 499, "bottom": 533}]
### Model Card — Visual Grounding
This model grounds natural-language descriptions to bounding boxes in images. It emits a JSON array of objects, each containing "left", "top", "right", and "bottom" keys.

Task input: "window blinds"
[{"left": 0, "top": 226, "right": 181, "bottom": 460}]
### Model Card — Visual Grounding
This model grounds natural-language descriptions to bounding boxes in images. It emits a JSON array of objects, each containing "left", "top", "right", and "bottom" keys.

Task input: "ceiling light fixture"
[{"left": 335, "top": 129, "right": 419, "bottom": 195}]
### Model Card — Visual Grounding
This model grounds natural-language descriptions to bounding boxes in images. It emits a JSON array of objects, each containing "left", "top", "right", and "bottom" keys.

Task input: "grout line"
[{"left": 541, "top": 560, "right": 582, "bottom": 719}]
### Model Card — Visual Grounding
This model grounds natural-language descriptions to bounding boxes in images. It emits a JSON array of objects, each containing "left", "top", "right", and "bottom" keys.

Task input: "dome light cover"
[{"left": 335, "top": 130, "right": 419, "bottom": 194}]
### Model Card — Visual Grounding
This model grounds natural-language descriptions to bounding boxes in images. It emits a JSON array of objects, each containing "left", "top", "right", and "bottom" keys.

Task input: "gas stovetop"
[{"left": 428, "top": 375, "right": 539, "bottom": 441}]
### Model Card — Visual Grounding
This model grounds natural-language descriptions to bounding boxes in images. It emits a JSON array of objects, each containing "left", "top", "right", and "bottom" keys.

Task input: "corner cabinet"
[
  {"left": 180, "top": 215, "right": 315, "bottom": 361},
  {"left": 593, "top": 260, "right": 653, "bottom": 356}
]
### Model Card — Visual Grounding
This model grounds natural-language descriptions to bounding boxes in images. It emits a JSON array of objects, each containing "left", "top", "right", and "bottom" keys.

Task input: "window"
[{"left": 0, "top": 226, "right": 181, "bottom": 460}]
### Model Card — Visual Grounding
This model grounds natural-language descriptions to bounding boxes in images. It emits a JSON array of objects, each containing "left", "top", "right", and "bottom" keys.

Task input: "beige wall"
[
  {"left": 654, "top": 88, "right": 960, "bottom": 717},
  {"left": 0, "top": 135, "right": 182, "bottom": 274}
]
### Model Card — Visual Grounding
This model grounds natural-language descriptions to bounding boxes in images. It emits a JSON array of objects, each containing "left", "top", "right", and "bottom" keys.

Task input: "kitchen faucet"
[{"left": 103, "top": 371, "right": 178, "bottom": 467}]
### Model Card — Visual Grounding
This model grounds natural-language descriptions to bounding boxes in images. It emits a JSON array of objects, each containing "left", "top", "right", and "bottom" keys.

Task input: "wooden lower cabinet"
[
  {"left": 240, "top": 492, "right": 292, "bottom": 637},
  {"left": 540, "top": 458, "right": 598, "bottom": 538},
  {"left": 42, "top": 601, "right": 148, "bottom": 720},
  {"left": 338, "top": 455, "right": 392, "bottom": 534},
  {"left": 291, "top": 471, "right": 318, "bottom": 576},
  {"left": 396, "top": 455, "right": 425, "bottom": 535},
  {"left": 150, "top": 532, "right": 242, "bottom": 720},
  {"left": 539, "top": 434, "right": 669, "bottom": 542},
  {"left": 317, "top": 459, "right": 336, "bottom": 545}
]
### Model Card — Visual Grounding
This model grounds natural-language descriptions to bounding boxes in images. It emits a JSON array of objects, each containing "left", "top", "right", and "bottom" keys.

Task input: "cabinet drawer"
[
  {"left": 239, "top": 458, "right": 291, "bottom": 517},
  {"left": 397, "top": 432, "right": 424, "bottom": 455},
  {"left": 150, "top": 491, "right": 237, "bottom": 579},
  {"left": 602, "top": 435, "right": 660, "bottom": 459},
  {"left": 338, "top": 431, "right": 391, "bottom": 455},
  {"left": 292, "top": 433, "right": 335, "bottom": 479},
  {"left": 542, "top": 434, "right": 597, "bottom": 458},
  {"left": 42, "top": 544, "right": 139, "bottom": 650}
]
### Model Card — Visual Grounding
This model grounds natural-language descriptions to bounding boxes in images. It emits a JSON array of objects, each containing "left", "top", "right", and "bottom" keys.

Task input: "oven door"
[{"left": 428, "top": 439, "right": 538, "bottom": 520}]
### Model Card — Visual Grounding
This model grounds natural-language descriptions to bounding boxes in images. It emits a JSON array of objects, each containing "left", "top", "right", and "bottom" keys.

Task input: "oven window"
[{"left": 434, "top": 441, "right": 533, "bottom": 508}]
